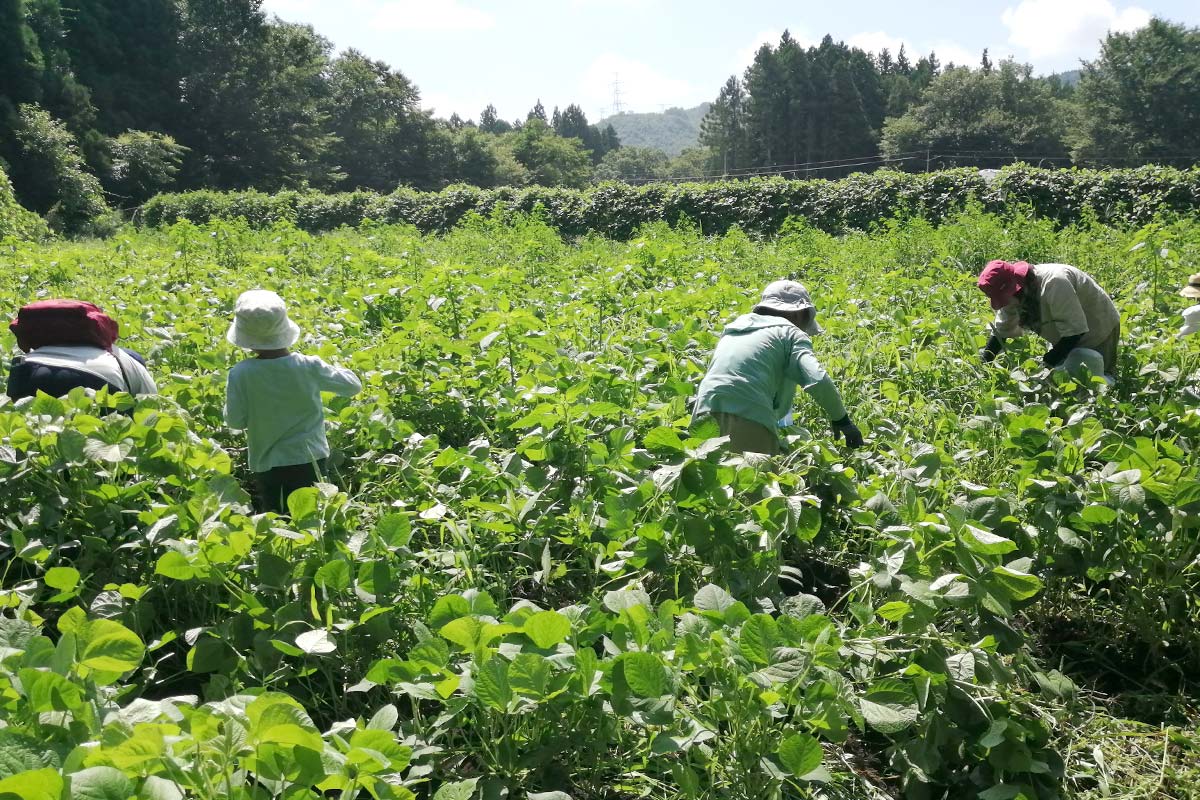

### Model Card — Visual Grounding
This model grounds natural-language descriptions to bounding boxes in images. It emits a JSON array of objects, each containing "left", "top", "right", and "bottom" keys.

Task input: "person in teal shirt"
[{"left": 692, "top": 280, "right": 862, "bottom": 455}]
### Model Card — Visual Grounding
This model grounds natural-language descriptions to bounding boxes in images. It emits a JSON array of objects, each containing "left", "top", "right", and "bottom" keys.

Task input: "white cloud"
[
  {"left": 1001, "top": 0, "right": 1150, "bottom": 61},
  {"left": 734, "top": 29, "right": 818, "bottom": 73},
  {"left": 421, "top": 91, "right": 486, "bottom": 120},
  {"left": 928, "top": 41, "right": 982, "bottom": 69},
  {"left": 369, "top": 0, "right": 494, "bottom": 31},
  {"left": 847, "top": 31, "right": 904, "bottom": 56},
  {"left": 846, "top": 31, "right": 982, "bottom": 69},
  {"left": 265, "top": 0, "right": 494, "bottom": 32},
  {"left": 580, "top": 53, "right": 709, "bottom": 118}
]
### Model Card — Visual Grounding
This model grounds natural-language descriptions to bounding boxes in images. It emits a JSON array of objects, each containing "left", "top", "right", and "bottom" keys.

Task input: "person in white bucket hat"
[
  {"left": 691, "top": 280, "right": 862, "bottom": 455},
  {"left": 1177, "top": 273, "right": 1200, "bottom": 338},
  {"left": 224, "top": 290, "right": 362, "bottom": 513}
]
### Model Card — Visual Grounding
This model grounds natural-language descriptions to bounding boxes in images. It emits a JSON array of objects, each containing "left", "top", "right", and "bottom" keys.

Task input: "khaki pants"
[
  {"left": 1093, "top": 322, "right": 1119, "bottom": 375},
  {"left": 713, "top": 412, "right": 780, "bottom": 456}
]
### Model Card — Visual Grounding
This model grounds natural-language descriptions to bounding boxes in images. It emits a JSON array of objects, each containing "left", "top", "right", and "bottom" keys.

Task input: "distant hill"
[{"left": 598, "top": 103, "right": 711, "bottom": 157}]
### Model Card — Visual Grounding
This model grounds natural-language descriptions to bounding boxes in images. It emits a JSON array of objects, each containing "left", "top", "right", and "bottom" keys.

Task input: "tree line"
[
  {"left": 697, "top": 20, "right": 1200, "bottom": 179},
  {"left": 1, "top": 0, "right": 1197, "bottom": 235},
  {"left": 0, "top": 0, "right": 635, "bottom": 233}
]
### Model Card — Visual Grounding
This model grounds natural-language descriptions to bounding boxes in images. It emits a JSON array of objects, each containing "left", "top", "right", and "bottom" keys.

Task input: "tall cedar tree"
[{"left": 704, "top": 33, "right": 938, "bottom": 175}]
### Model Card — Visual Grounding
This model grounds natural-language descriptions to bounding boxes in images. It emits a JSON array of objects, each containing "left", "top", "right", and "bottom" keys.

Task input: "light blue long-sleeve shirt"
[
  {"left": 693, "top": 313, "right": 847, "bottom": 433},
  {"left": 225, "top": 354, "right": 361, "bottom": 472}
]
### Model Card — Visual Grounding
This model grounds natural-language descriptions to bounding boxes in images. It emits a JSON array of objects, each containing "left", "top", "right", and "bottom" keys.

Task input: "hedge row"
[{"left": 140, "top": 165, "right": 1200, "bottom": 238}]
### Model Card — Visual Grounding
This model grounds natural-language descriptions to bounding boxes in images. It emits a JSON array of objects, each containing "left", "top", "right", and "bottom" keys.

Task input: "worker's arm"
[{"left": 786, "top": 334, "right": 862, "bottom": 448}]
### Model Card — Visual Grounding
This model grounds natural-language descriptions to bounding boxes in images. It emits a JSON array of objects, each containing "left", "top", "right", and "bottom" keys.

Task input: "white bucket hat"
[
  {"left": 754, "top": 279, "right": 823, "bottom": 336},
  {"left": 227, "top": 290, "right": 301, "bottom": 351}
]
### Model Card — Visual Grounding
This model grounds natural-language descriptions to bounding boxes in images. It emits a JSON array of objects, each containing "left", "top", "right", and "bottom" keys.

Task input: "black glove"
[
  {"left": 831, "top": 416, "right": 864, "bottom": 449},
  {"left": 1043, "top": 333, "right": 1083, "bottom": 369},
  {"left": 980, "top": 334, "right": 1003, "bottom": 363}
]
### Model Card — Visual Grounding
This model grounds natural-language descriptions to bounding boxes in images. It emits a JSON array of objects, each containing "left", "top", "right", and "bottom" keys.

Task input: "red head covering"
[
  {"left": 977, "top": 260, "right": 1031, "bottom": 310},
  {"left": 9, "top": 299, "right": 120, "bottom": 352}
]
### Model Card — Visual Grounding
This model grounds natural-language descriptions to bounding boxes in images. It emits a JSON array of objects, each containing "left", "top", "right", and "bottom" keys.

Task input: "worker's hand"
[
  {"left": 980, "top": 334, "right": 1003, "bottom": 363},
  {"left": 831, "top": 416, "right": 864, "bottom": 449},
  {"left": 1043, "top": 333, "right": 1082, "bottom": 369}
]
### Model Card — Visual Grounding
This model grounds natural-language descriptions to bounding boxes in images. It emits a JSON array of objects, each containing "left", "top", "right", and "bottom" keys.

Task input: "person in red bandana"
[{"left": 977, "top": 261, "right": 1120, "bottom": 380}]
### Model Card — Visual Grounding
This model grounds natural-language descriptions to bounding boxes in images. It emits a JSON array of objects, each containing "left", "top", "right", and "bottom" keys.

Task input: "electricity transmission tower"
[{"left": 610, "top": 73, "right": 626, "bottom": 115}]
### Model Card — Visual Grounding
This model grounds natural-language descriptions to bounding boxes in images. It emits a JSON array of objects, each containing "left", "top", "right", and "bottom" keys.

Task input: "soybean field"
[{"left": 2, "top": 207, "right": 1200, "bottom": 800}]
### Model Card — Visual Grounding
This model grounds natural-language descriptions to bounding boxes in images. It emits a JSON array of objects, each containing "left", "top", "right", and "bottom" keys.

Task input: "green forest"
[{"left": 2, "top": 0, "right": 1198, "bottom": 236}]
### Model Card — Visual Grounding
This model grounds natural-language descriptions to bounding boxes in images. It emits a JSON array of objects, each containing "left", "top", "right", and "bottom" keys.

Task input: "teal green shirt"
[{"left": 693, "top": 313, "right": 847, "bottom": 432}]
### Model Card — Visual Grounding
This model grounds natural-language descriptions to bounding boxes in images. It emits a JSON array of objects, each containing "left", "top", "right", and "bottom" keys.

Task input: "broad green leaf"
[
  {"left": 440, "top": 617, "right": 485, "bottom": 651},
  {"left": 287, "top": 487, "right": 319, "bottom": 520},
  {"left": 738, "top": 614, "right": 779, "bottom": 665},
  {"left": 474, "top": 658, "right": 511, "bottom": 710},
  {"left": 154, "top": 552, "right": 195, "bottom": 581},
  {"left": 367, "top": 704, "right": 399, "bottom": 731},
  {"left": 602, "top": 586, "right": 651, "bottom": 612},
  {"left": 77, "top": 619, "right": 145, "bottom": 674},
  {"left": 376, "top": 513, "right": 412, "bottom": 547},
  {"left": 139, "top": 776, "right": 184, "bottom": 800},
  {"left": 295, "top": 629, "right": 336, "bottom": 655},
  {"left": 781, "top": 594, "right": 825, "bottom": 619},
  {"left": 18, "top": 669, "right": 84, "bottom": 712},
  {"left": 0, "top": 732, "right": 58, "bottom": 780},
  {"left": 694, "top": 584, "right": 735, "bottom": 615},
  {"left": 1033, "top": 669, "right": 1077, "bottom": 700},
  {"left": 777, "top": 733, "right": 822, "bottom": 776},
  {"left": 348, "top": 729, "right": 411, "bottom": 770},
  {"left": 522, "top": 611, "right": 571, "bottom": 649},
  {"left": 44, "top": 567, "right": 80, "bottom": 592},
  {"left": 1079, "top": 505, "right": 1117, "bottom": 525},
  {"left": 989, "top": 566, "right": 1043, "bottom": 601},
  {"left": 643, "top": 426, "right": 685, "bottom": 453},
  {"left": 508, "top": 653, "right": 550, "bottom": 698},
  {"left": 0, "top": 768, "right": 63, "bottom": 800},
  {"left": 66, "top": 766, "right": 133, "bottom": 800},
  {"left": 859, "top": 699, "right": 919, "bottom": 734},
  {"left": 246, "top": 694, "right": 323, "bottom": 752},
  {"left": 83, "top": 439, "right": 130, "bottom": 464},
  {"left": 314, "top": 560, "right": 350, "bottom": 592},
  {"left": 794, "top": 503, "right": 821, "bottom": 541},
  {"left": 945, "top": 652, "right": 976, "bottom": 682},
  {"left": 409, "top": 638, "right": 450, "bottom": 668},
  {"left": 875, "top": 601, "right": 912, "bottom": 622},
  {"left": 960, "top": 525, "right": 1017, "bottom": 556},
  {"left": 620, "top": 652, "right": 667, "bottom": 697},
  {"left": 429, "top": 595, "right": 471, "bottom": 629},
  {"left": 432, "top": 778, "right": 479, "bottom": 800}
]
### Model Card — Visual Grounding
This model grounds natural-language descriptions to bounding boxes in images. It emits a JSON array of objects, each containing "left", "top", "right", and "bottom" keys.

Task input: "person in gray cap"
[{"left": 692, "top": 280, "right": 862, "bottom": 455}]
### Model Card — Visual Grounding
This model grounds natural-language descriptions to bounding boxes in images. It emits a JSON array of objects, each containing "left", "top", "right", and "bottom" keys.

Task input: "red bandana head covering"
[{"left": 977, "top": 260, "right": 1031, "bottom": 310}]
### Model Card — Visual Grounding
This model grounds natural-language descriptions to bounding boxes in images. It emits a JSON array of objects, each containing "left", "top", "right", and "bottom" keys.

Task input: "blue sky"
[{"left": 262, "top": 0, "right": 1200, "bottom": 123}]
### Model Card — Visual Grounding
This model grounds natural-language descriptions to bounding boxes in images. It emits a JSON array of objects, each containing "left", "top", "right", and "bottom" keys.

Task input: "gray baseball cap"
[{"left": 754, "top": 279, "right": 823, "bottom": 336}]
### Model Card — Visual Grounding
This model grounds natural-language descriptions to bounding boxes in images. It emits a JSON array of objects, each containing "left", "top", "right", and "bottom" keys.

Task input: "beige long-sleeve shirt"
[{"left": 990, "top": 263, "right": 1119, "bottom": 349}]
